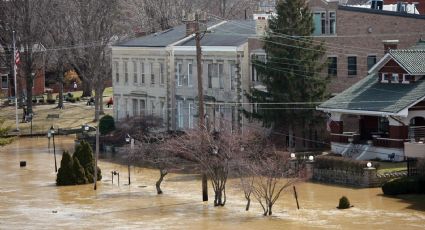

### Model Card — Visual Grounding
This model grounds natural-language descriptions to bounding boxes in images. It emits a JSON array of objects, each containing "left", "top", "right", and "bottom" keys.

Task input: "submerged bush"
[
  {"left": 56, "top": 141, "right": 102, "bottom": 186},
  {"left": 337, "top": 196, "right": 351, "bottom": 209},
  {"left": 382, "top": 177, "right": 425, "bottom": 195}
]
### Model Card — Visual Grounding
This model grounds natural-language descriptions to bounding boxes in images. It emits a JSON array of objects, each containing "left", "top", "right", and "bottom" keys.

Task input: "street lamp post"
[
  {"left": 84, "top": 124, "right": 99, "bottom": 190},
  {"left": 125, "top": 134, "right": 133, "bottom": 185},
  {"left": 50, "top": 126, "right": 57, "bottom": 172}
]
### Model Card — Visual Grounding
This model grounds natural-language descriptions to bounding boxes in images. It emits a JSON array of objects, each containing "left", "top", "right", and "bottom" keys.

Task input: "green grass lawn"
[{"left": 376, "top": 161, "right": 407, "bottom": 174}]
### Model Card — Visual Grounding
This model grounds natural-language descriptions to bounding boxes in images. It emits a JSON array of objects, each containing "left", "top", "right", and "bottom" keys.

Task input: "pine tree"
[
  {"left": 245, "top": 0, "right": 328, "bottom": 148},
  {"left": 56, "top": 151, "right": 76, "bottom": 186}
]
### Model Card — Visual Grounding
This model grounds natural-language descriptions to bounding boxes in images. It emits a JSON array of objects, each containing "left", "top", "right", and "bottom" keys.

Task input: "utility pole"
[
  {"left": 190, "top": 11, "right": 208, "bottom": 202},
  {"left": 12, "top": 30, "right": 19, "bottom": 132}
]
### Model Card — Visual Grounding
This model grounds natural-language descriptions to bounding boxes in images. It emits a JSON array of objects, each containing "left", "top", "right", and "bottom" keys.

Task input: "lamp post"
[
  {"left": 50, "top": 126, "right": 57, "bottom": 172},
  {"left": 125, "top": 134, "right": 133, "bottom": 185},
  {"left": 84, "top": 124, "right": 99, "bottom": 190}
]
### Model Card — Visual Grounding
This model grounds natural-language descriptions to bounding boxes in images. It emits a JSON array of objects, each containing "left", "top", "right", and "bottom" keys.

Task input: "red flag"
[{"left": 15, "top": 50, "right": 20, "bottom": 65}]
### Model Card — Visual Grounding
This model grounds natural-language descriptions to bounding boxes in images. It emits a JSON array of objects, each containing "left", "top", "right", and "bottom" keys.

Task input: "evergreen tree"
[
  {"left": 73, "top": 157, "right": 88, "bottom": 185},
  {"left": 245, "top": 0, "right": 328, "bottom": 147},
  {"left": 56, "top": 151, "right": 76, "bottom": 186}
]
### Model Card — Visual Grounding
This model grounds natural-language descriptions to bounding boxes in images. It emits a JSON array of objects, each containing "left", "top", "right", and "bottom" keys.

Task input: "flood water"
[{"left": 0, "top": 137, "right": 424, "bottom": 229}]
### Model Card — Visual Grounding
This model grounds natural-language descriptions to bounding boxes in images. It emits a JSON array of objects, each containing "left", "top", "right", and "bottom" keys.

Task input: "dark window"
[
  {"left": 1, "top": 76, "right": 8, "bottom": 89},
  {"left": 327, "top": 57, "right": 337, "bottom": 77},
  {"left": 347, "top": 56, "right": 357, "bottom": 76},
  {"left": 367, "top": 55, "right": 377, "bottom": 70},
  {"left": 329, "top": 12, "right": 336, "bottom": 34}
]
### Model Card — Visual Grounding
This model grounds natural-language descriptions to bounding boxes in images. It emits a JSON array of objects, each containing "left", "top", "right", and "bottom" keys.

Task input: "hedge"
[
  {"left": 315, "top": 155, "right": 380, "bottom": 173},
  {"left": 382, "top": 176, "right": 425, "bottom": 195}
]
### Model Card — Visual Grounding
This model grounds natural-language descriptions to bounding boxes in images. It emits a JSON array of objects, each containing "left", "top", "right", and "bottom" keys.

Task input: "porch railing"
[
  {"left": 330, "top": 133, "right": 360, "bottom": 143},
  {"left": 409, "top": 126, "right": 425, "bottom": 142},
  {"left": 373, "top": 137, "right": 405, "bottom": 148}
]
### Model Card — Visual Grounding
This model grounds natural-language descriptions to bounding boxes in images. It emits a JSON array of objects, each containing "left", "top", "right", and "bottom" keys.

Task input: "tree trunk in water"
[
  {"left": 156, "top": 169, "right": 167, "bottom": 195},
  {"left": 245, "top": 198, "right": 251, "bottom": 211},
  {"left": 268, "top": 204, "right": 273, "bottom": 216}
]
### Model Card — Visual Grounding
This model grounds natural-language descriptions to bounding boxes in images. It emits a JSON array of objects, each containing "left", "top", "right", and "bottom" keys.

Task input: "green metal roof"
[
  {"left": 318, "top": 74, "right": 425, "bottom": 114},
  {"left": 389, "top": 49, "right": 425, "bottom": 75}
]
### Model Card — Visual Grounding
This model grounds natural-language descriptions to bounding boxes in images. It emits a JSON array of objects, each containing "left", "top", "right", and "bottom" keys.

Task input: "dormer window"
[
  {"left": 391, "top": 73, "right": 399, "bottom": 83},
  {"left": 381, "top": 73, "right": 389, "bottom": 83}
]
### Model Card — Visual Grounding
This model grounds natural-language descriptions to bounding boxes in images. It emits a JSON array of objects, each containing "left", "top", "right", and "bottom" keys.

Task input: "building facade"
[{"left": 112, "top": 20, "right": 254, "bottom": 132}]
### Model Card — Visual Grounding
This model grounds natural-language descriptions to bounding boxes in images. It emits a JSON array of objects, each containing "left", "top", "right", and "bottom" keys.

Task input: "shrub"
[
  {"left": 99, "top": 115, "right": 115, "bottom": 135},
  {"left": 47, "top": 99, "right": 56, "bottom": 104},
  {"left": 315, "top": 155, "right": 380, "bottom": 173},
  {"left": 56, "top": 142, "right": 102, "bottom": 186},
  {"left": 337, "top": 196, "right": 351, "bottom": 209},
  {"left": 382, "top": 177, "right": 425, "bottom": 195},
  {"left": 68, "top": 98, "right": 76, "bottom": 103},
  {"left": 56, "top": 151, "right": 76, "bottom": 186},
  {"left": 32, "top": 97, "right": 37, "bottom": 103},
  {"left": 75, "top": 97, "right": 80, "bottom": 101}
]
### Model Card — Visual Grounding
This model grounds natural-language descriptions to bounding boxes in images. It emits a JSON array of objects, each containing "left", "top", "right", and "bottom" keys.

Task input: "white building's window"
[
  {"left": 140, "top": 99, "right": 146, "bottom": 116},
  {"left": 133, "top": 61, "right": 138, "bottom": 84},
  {"left": 124, "top": 98, "right": 129, "bottom": 117},
  {"left": 160, "top": 100, "right": 166, "bottom": 122},
  {"left": 114, "top": 61, "right": 119, "bottom": 83},
  {"left": 176, "top": 63, "right": 183, "bottom": 86},
  {"left": 188, "top": 63, "right": 193, "bottom": 87},
  {"left": 230, "top": 63, "right": 236, "bottom": 90},
  {"left": 124, "top": 61, "right": 129, "bottom": 83},
  {"left": 141, "top": 62, "right": 145, "bottom": 84},
  {"left": 160, "top": 63, "right": 165, "bottom": 85},
  {"left": 132, "top": 99, "right": 138, "bottom": 116},
  {"left": 251, "top": 54, "right": 265, "bottom": 82},
  {"left": 150, "top": 63, "right": 155, "bottom": 85},
  {"left": 391, "top": 73, "right": 399, "bottom": 83},
  {"left": 208, "top": 63, "right": 214, "bottom": 88},
  {"left": 151, "top": 100, "right": 156, "bottom": 115},
  {"left": 189, "top": 103, "right": 194, "bottom": 129},
  {"left": 177, "top": 101, "right": 183, "bottom": 128},
  {"left": 1, "top": 75, "right": 8, "bottom": 89},
  {"left": 218, "top": 63, "right": 224, "bottom": 89}
]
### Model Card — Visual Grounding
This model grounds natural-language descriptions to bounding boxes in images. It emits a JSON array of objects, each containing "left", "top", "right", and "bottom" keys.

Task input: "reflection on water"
[{"left": 0, "top": 137, "right": 424, "bottom": 229}]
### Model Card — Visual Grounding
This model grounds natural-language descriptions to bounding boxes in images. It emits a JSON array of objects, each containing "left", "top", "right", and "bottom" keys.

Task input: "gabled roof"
[
  {"left": 368, "top": 40, "right": 425, "bottom": 75},
  {"left": 389, "top": 49, "right": 425, "bottom": 75},
  {"left": 317, "top": 74, "right": 425, "bottom": 115}
]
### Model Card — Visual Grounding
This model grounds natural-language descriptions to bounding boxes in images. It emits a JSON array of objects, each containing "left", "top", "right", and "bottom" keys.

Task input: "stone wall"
[{"left": 311, "top": 167, "right": 402, "bottom": 187}]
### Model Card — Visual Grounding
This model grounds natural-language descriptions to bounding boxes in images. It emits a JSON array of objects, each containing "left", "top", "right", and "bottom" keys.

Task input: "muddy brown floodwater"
[{"left": 0, "top": 137, "right": 424, "bottom": 229}]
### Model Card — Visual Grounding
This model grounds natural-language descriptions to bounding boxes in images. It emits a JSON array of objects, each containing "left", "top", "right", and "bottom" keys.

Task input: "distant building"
[{"left": 111, "top": 19, "right": 255, "bottom": 133}]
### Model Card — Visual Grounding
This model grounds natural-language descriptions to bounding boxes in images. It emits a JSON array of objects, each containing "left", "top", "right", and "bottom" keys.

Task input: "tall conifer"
[{"left": 246, "top": 0, "right": 328, "bottom": 147}]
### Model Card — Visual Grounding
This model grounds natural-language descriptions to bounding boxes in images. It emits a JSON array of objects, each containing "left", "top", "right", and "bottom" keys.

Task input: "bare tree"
[
  {"left": 0, "top": 0, "right": 46, "bottom": 114},
  {"left": 67, "top": 0, "right": 121, "bottom": 120},
  {"left": 162, "top": 129, "right": 241, "bottom": 206},
  {"left": 235, "top": 132, "right": 306, "bottom": 216}
]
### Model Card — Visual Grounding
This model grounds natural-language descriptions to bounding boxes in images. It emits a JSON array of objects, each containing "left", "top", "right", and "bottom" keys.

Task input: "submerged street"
[{"left": 0, "top": 137, "right": 424, "bottom": 229}]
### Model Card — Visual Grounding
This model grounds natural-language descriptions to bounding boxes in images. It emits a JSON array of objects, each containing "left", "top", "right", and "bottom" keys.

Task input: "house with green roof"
[{"left": 317, "top": 39, "right": 425, "bottom": 161}]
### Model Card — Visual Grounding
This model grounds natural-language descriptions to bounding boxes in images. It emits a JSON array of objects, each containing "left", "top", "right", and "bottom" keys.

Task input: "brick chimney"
[{"left": 383, "top": 40, "right": 399, "bottom": 53}]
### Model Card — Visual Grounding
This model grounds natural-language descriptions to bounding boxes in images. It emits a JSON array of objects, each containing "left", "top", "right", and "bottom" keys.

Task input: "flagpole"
[{"left": 13, "top": 30, "right": 19, "bottom": 132}]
